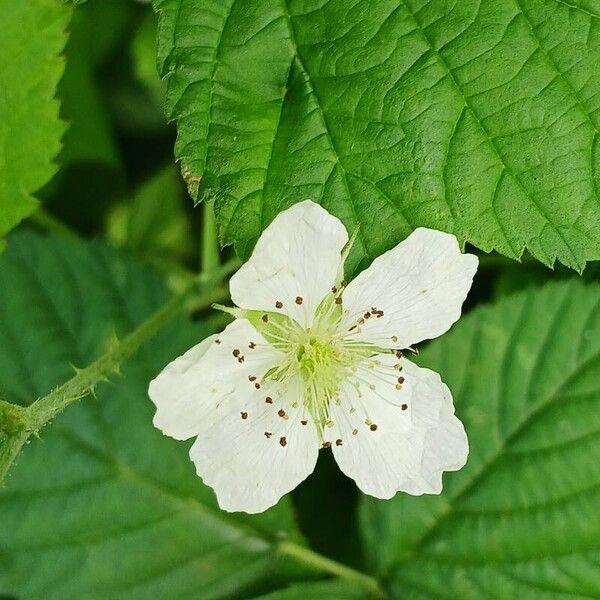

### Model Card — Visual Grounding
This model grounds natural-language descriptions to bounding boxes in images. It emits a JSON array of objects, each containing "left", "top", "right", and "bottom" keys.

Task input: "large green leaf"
[
  {"left": 0, "top": 232, "right": 311, "bottom": 599},
  {"left": 155, "top": 0, "right": 600, "bottom": 271},
  {"left": 360, "top": 280, "right": 600, "bottom": 598},
  {"left": 0, "top": 0, "right": 70, "bottom": 247}
]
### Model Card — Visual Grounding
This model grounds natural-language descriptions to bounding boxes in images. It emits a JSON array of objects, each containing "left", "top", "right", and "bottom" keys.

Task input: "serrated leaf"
[
  {"left": 0, "top": 232, "right": 309, "bottom": 599},
  {"left": 0, "top": 0, "right": 70, "bottom": 247},
  {"left": 155, "top": 0, "right": 600, "bottom": 271},
  {"left": 360, "top": 280, "right": 600, "bottom": 599}
]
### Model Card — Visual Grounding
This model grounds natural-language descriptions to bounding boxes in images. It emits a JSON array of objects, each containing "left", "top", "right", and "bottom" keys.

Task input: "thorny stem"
[
  {"left": 277, "top": 540, "right": 387, "bottom": 598},
  {"left": 0, "top": 259, "right": 240, "bottom": 485}
]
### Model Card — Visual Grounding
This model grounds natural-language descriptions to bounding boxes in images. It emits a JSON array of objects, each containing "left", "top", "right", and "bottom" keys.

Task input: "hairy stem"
[
  {"left": 0, "top": 259, "right": 239, "bottom": 484},
  {"left": 277, "top": 540, "right": 386, "bottom": 598}
]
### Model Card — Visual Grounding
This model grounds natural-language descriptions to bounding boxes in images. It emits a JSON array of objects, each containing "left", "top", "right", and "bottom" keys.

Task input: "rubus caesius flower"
[{"left": 149, "top": 200, "right": 477, "bottom": 513}]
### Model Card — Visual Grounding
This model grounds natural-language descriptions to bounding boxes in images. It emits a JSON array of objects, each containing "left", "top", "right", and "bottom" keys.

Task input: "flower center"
[{"left": 262, "top": 310, "right": 375, "bottom": 436}]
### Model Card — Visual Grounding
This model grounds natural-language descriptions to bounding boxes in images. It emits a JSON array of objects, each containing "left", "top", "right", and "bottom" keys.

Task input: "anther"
[
  {"left": 331, "top": 286, "right": 337, "bottom": 293},
  {"left": 275, "top": 300, "right": 283, "bottom": 309},
  {"left": 295, "top": 296, "right": 303, "bottom": 305},
  {"left": 391, "top": 335, "right": 398, "bottom": 343},
  {"left": 279, "top": 436, "right": 287, "bottom": 447},
  {"left": 301, "top": 420, "right": 307, "bottom": 425},
  {"left": 254, "top": 382, "right": 261, "bottom": 389},
  {"left": 370, "top": 424, "right": 378, "bottom": 431},
  {"left": 240, "top": 412, "right": 248, "bottom": 420},
  {"left": 401, "top": 404, "right": 408, "bottom": 411},
  {"left": 336, "top": 439, "right": 343, "bottom": 446},
  {"left": 248, "top": 342, "right": 256, "bottom": 349},
  {"left": 341, "top": 280, "right": 347, "bottom": 287},
  {"left": 237, "top": 356, "right": 245, "bottom": 363},
  {"left": 264, "top": 431, "right": 272, "bottom": 438},
  {"left": 322, "top": 441, "right": 331, "bottom": 448},
  {"left": 352, "top": 429, "right": 358, "bottom": 435},
  {"left": 232, "top": 349, "right": 240, "bottom": 357},
  {"left": 335, "top": 297, "right": 342, "bottom": 305},
  {"left": 265, "top": 396, "right": 273, "bottom": 404},
  {"left": 395, "top": 384, "right": 402, "bottom": 390},
  {"left": 248, "top": 375, "right": 256, "bottom": 381},
  {"left": 397, "top": 376, "right": 405, "bottom": 384},
  {"left": 364, "top": 312, "right": 371, "bottom": 319},
  {"left": 395, "top": 350, "right": 403, "bottom": 359},
  {"left": 215, "top": 339, "right": 221, "bottom": 344},
  {"left": 262, "top": 314, "right": 269, "bottom": 322}
]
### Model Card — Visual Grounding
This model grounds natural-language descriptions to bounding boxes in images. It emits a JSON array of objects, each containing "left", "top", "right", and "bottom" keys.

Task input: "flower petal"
[
  {"left": 229, "top": 200, "right": 348, "bottom": 327},
  {"left": 341, "top": 228, "right": 477, "bottom": 349},
  {"left": 190, "top": 374, "right": 319, "bottom": 513},
  {"left": 328, "top": 356, "right": 468, "bottom": 499},
  {"left": 148, "top": 320, "right": 282, "bottom": 441},
  {"left": 149, "top": 334, "right": 218, "bottom": 441}
]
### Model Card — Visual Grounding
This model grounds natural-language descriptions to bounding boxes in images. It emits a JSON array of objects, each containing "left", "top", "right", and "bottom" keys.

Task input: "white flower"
[{"left": 149, "top": 200, "right": 478, "bottom": 513}]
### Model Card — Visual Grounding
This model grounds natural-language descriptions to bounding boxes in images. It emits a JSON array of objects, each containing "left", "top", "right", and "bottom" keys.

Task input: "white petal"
[
  {"left": 329, "top": 356, "right": 468, "bottom": 499},
  {"left": 229, "top": 200, "right": 348, "bottom": 327},
  {"left": 341, "top": 228, "right": 477, "bottom": 349},
  {"left": 149, "top": 334, "right": 218, "bottom": 440},
  {"left": 149, "top": 320, "right": 281, "bottom": 441},
  {"left": 190, "top": 374, "right": 319, "bottom": 513}
]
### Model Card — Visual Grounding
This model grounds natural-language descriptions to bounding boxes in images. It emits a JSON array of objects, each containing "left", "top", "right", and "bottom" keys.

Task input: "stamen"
[
  {"left": 264, "top": 431, "right": 272, "bottom": 438},
  {"left": 401, "top": 404, "right": 408, "bottom": 411},
  {"left": 369, "top": 423, "right": 378, "bottom": 431},
  {"left": 265, "top": 396, "right": 273, "bottom": 404},
  {"left": 336, "top": 439, "right": 343, "bottom": 446},
  {"left": 295, "top": 296, "right": 303, "bottom": 305},
  {"left": 322, "top": 441, "right": 331, "bottom": 448},
  {"left": 301, "top": 420, "right": 308, "bottom": 425},
  {"left": 215, "top": 339, "right": 221, "bottom": 344},
  {"left": 232, "top": 349, "right": 240, "bottom": 357},
  {"left": 277, "top": 409, "right": 288, "bottom": 419},
  {"left": 352, "top": 428, "right": 358, "bottom": 435},
  {"left": 262, "top": 314, "right": 269, "bottom": 322},
  {"left": 275, "top": 300, "right": 283, "bottom": 309},
  {"left": 254, "top": 382, "right": 261, "bottom": 389},
  {"left": 279, "top": 436, "right": 287, "bottom": 447},
  {"left": 397, "top": 376, "right": 405, "bottom": 384},
  {"left": 240, "top": 412, "right": 248, "bottom": 420},
  {"left": 248, "top": 375, "right": 256, "bottom": 381},
  {"left": 248, "top": 342, "right": 256, "bottom": 349},
  {"left": 335, "top": 297, "right": 342, "bottom": 305}
]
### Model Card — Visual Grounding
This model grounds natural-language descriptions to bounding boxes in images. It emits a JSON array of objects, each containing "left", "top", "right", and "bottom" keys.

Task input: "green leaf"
[
  {"left": 0, "top": 232, "right": 307, "bottom": 598},
  {"left": 251, "top": 580, "right": 370, "bottom": 599},
  {"left": 0, "top": 0, "right": 70, "bottom": 247},
  {"left": 155, "top": 0, "right": 600, "bottom": 271},
  {"left": 360, "top": 280, "right": 600, "bottom": 599}
]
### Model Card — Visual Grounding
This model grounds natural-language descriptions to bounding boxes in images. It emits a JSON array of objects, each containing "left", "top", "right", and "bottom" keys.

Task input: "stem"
[
  {"left": 28, "top": 284, "right": 226, "bottom": 430},
  {"left": 277, "top": 540, "right": 386, "bottom": 599},
  {"left": 201, "top": 200, "right": 220, "bottom": 276},
  {"left": 0, "top": 260, "right": 240, "bottom": 485}
]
